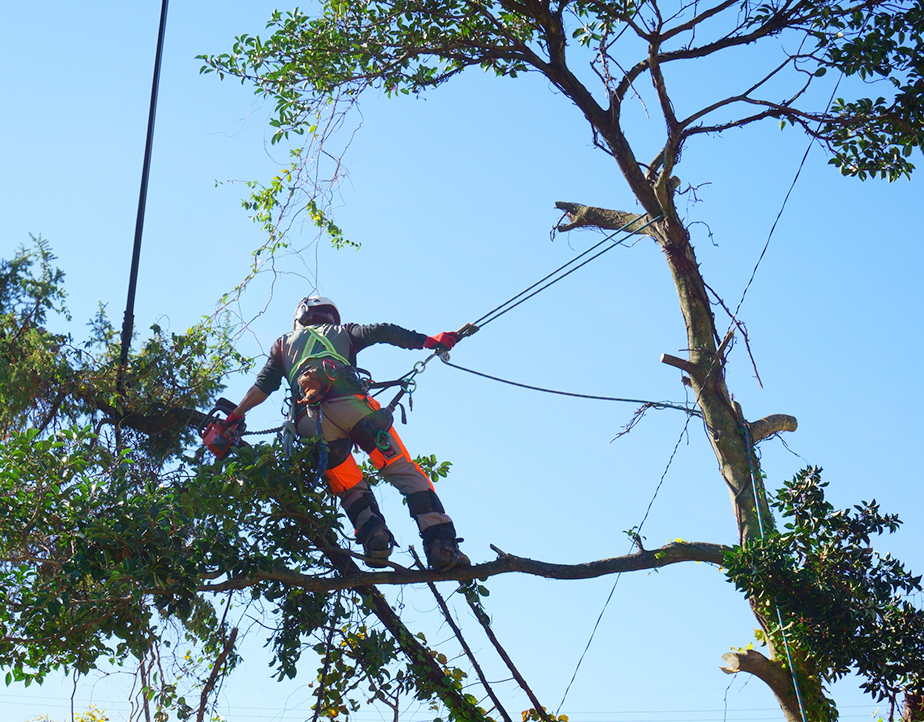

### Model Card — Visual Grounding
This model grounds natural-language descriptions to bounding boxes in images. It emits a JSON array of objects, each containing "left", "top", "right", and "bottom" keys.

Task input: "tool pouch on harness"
[
  {"left": 350, "top": 406, "right": 395, "bottom": 454},
  {"left": 297, "top": 358, "right": 356, "bottom": 405},
  {"left": 297, "top": 366, "right": 331, "bottom": 405}
]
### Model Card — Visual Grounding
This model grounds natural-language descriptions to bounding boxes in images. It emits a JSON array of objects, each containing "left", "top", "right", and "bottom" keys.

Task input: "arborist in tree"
[{"left": 225, "top": 296, "right": 471, "bottom": 572}]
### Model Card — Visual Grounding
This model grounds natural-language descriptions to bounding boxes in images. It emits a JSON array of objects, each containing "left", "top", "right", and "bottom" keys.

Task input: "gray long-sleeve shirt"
[{"left": 253, "top": 322, "right": 427, "bottom": 398}]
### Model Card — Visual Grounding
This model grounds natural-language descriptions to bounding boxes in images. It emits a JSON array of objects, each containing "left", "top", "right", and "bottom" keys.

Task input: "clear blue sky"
[{"left": 2, "top": 2, "right": 923, "bottom": 721}]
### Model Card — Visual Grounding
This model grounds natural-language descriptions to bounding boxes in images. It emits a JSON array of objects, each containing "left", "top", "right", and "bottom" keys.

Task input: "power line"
[
  {"left": 117, "top": 0, "right": 170, "bottom": 396},
  {"left": 557, "top": 415, "right": 693, "bottom": 714},
  {"left": 730, "top": 72, "right": 845, "bottom": 324}
]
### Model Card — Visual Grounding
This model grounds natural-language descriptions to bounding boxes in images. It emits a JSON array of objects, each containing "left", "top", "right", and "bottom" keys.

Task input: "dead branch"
[
  {"left": 199, "top": 540, "right": 728, "bottom": 595},
  {"left": 555, "top": 202, "right": 662, "bottom": 234},
  {"left": 748, "top": 414, "right": 798, "bottom": 443},
  {"left": 461, "top": 577, "right": 550, "bottom": 721},
  {"left": 409, "top": 546, "right": 514, "bottom": 722}
]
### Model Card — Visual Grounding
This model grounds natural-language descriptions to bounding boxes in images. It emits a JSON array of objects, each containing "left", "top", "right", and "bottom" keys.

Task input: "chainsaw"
[{"left": 199, "top": 397, "right": 247, "bottom": 459}]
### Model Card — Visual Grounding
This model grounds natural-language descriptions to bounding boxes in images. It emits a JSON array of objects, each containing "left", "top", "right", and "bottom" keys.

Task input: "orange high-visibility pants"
[{"left": 297, "top": 395, "right": 453, "bottom": 539}]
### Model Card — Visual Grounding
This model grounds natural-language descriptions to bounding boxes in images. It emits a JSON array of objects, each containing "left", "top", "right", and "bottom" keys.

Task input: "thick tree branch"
[
  {"left": 197, "top": 627, "right": 238, "bottom": 722},
  {"left": 199, "top": 540, "right": 729, "bottom": 594},
  {"left": 555, "top": 202, "right": 661, "bottom": 235},
  {"left": 721, "top": 649, "right": 802, "bottom": 722},
  {"left": 748, "top": 414, "right": 798, "bottom": 443}
]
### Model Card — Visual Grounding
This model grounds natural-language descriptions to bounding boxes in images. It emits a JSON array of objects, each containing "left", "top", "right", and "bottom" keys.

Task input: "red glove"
[
  {"left": 424, "top": 331, "right": 460, "bottom": 351},
  {"left": 223, "top": 411, "right": 246, "bottom": 430}
]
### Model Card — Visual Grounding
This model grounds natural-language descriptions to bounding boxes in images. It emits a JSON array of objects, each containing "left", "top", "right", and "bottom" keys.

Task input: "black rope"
[
  {"left": 117, "top": 0, "right": 170, "bottom": 395},
  {"left": 442, "top": 360, "right": 700, "bottom": 416},
  {"left": 339, "top": 216, "right": 659, "bottom": 414},
  {"left": 731, "top": 73, "right": 844, "bottom": 322},
  {"left": 472, "top": 214, "right": 659, "bottom": 330}
]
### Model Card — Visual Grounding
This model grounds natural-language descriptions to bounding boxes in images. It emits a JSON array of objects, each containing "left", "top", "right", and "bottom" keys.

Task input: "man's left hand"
[{"left": 222, "top": 411, "right": 246, "bottom": 432}]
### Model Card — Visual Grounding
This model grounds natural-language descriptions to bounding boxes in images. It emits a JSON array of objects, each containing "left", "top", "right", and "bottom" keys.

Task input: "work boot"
[
  {"left": 424, "top": 537, "right": 470, "bottom": 572},
  {"left": 362, "top": 525, "right": 395, "bottom": 568}
]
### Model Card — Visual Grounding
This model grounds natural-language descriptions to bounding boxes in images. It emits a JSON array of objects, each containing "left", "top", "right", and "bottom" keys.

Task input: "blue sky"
[{"left": 2, "top": 2, "right": 923, "bottom": 721}]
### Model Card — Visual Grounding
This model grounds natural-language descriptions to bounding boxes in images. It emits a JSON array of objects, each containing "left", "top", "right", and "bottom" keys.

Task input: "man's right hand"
[{"left": 424, "top": 331, "right": 460, "bottom": 351}]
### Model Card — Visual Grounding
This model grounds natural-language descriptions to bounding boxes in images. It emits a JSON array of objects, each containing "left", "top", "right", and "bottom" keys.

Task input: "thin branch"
[
  {"left": 197, "top": 628, "right": 238, "bottom": 722},
  {"left": 659, "top": 0, "right": 743, "bottom": 43},
  {"left": 678, "top": 54, "right": 809, "bottom": 132}
]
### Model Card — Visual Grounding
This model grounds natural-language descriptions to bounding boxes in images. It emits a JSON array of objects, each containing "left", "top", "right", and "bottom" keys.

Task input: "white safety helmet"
[{"left": 294, "top": 296, "right": 341, "bottom": 327}]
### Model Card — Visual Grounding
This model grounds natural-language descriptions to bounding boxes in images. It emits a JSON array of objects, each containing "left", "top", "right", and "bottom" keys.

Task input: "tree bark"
[
  {"left": 905, "top": 692, "right": 924, "bottom": 722},
  {"left": 721, "top": 650, "right": 802, "bottom": 722}
]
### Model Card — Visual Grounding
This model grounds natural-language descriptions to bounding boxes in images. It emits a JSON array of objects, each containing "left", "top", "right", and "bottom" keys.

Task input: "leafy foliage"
[
  {"left": 0, "top": 240, "right": 513, "bottom": 722},
  {"left": 725, "top": 467, "right": 924, "bottom": 708}
]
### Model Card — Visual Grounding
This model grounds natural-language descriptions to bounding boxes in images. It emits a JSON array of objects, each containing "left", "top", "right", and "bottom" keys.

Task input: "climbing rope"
[
  {"left": 743, "top": 424, "right": 809, "bottom": 722},
  {"left": 472, "top": 214, "right": 660, "bottom": 330},
  {"left": 359, "top": 213, "right": 661, "bottom": 416},
  {"left": 441, "top": 359, "right": 700, "bottom": 416},
  {"left": 240, "top": 215, "right": 661, "bottom": 445}
]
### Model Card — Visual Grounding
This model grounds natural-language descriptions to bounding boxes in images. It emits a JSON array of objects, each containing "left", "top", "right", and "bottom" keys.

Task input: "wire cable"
[
  {"left": 743, "top": 425, "right": 809, "bottom": 722},
  {"left": 557, "top": 416, "right": 693, "bottom": 714},
  {"left": 731, "top": 73, "right": 845, "bottom": 323}
]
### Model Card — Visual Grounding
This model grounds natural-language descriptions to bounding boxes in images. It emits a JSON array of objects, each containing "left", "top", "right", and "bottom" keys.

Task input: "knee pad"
[{"left": 324, "top": 456, "right": 363, "bottom": 494}]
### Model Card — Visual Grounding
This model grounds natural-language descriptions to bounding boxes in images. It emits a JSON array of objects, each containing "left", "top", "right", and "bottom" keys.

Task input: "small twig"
[
  {"left": 408, "top": 546, "right": 513, "bottom": 722},
  {"left": 703, "top": 281, "right": 763, "bottom": 388}
]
